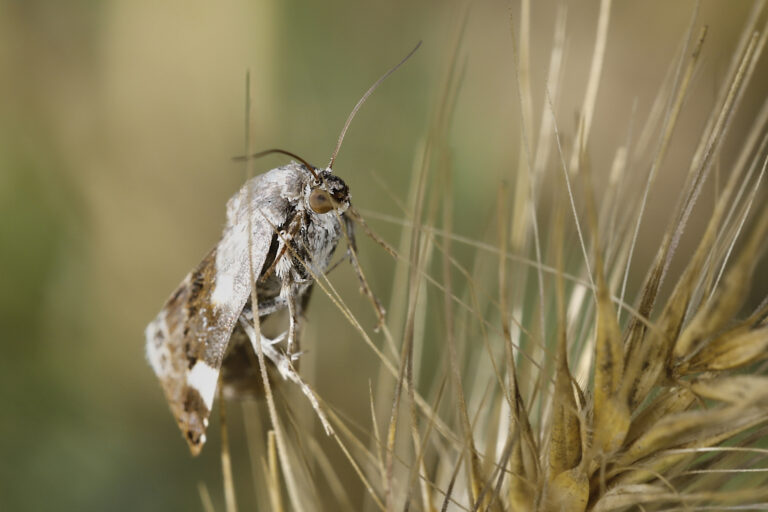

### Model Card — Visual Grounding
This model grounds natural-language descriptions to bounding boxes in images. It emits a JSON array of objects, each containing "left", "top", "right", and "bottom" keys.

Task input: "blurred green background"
[{"left": 2, "top": 1, "right": 766, "bottom": 510}]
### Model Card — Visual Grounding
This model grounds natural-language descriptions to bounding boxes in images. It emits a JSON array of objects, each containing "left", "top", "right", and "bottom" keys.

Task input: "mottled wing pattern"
[{"left": 145, "top": 165, "right": 304, "bottom": 455}]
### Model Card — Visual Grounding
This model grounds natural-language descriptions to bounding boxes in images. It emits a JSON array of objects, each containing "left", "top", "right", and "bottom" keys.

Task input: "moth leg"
[
  {"left": 284, "top": 285, "right": 301, "bottom": 359},
  {"left": 259, "top": 212, "right": 303, "bottom": 284},
  {"left": 324, "top": 247, "right": 352, "bottom": 274},
  {"left": 256, "top": 297, "right": 287, "bottom": 317},
  {"left": 239, "top": 308, "right": 285, "bottom": 346},
  {"left": 345, "top": 213, "right": 359, "bottom": 255},
  {"left": 298, "top": 283, "right": 314, "bottom": 317},
  {"left": 238, "top": 317, "right": 333, "bottom": 435},
  {"left": 343, "top": 213, "right": 386, "bottom": 327}
]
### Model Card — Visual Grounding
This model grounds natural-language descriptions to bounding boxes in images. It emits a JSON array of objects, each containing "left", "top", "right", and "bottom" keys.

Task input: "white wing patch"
[
  {"left": 187, "top": 361, "right": 219, "bottom": 411},
  {"left": 210, "top": 273, "right": 236, "bottom": 306}
]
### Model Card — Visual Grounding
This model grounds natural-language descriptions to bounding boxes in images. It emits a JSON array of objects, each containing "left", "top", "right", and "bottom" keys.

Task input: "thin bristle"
[
  {"left": 244, "top": 68, "right": 308, "bottom": 512},
  {"left": 219, "top": 395, "right": 239, "bottom": 512},
  {"left": 266, "top": 431, "right": 284, "bottom": 512},
  {"left": 198, "top": 482, "right": 216, "bottom": 512},
  {"left": 567, "top": 0, "right": 612, "bottom": 175}
]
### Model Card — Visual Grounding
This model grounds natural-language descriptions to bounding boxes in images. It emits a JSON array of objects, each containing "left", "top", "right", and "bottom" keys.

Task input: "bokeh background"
[{"left": 2, "top": 1, "right": 766, "bottom": 510}]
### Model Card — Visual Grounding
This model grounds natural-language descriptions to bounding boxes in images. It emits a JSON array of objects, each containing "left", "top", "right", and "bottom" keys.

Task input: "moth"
[{"left": 145, "top": 43, "right": 419, "bottom": 455}]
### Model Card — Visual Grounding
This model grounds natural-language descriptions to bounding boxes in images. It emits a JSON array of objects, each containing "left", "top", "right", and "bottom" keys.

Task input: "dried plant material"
[
  {"left": 624, "top": 386, "right": 696, "bottom": 446},
  {"left": 507, "top": 435, "right": 536, "bottom": 511},
  {"left": 687, "top": 326, "right": 768, "bottom": 372},
  {"left": 673, "top": 259, "right": 752, "bottom": 362},
  {"left": 607, "top": 443, "right": 696, "bottom": 490},
  {"left": 266, "top": 431, "right": 284, "bottom": 512},
  {"left": 591, "top": 484, "right": 667, "bottom": 512},
  {"left": 623, "top": 29, "right": 760, "bottom": 412},
  {"left": 617, "top": 407, "right": 768, "bottom": 469},
  {"left": 620, "top": 16, "right": 707, "bottom": 365},
  {"left": 549, "top": 208, "right": 583, "bottom": 478},
  {"left": 197, "top": 482, "right": 216, "bottom": 512},
  {"left": 592, "top": 396, "right": 630, "bottom": 460},
  {"left": 675, "top": 198, "right": 768, "bottom": 360},
  {"left": 592, "top": 485, "right": 768, "bottom": 511},
  {"left": 691, "top": 375, "right": 768, "bottom": 406},
  {"left": 592, "top": 261, "right": 629, "bottom": 456},
  {"left": 546, "top": 467, "right": 589, "bottom": 512},
  {"left": 505, "top": 365, "right": 540, "bottom": 510},
  {"left": 568, "top": 0, "right": 612, "bottom": 175}
]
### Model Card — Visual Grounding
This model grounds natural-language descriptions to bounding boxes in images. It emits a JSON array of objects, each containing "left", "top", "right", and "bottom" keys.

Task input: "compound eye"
[{"left": 309, "top": 188, "right": 334, "bottom": 214}]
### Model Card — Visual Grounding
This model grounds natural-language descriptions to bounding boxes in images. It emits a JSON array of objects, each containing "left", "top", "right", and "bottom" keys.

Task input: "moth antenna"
[
  {"left": 327, "top": 41, "right": 422, "bottom": 170},
  {"left": 234, "top": 148, "right": 320, "bottom": 180}
]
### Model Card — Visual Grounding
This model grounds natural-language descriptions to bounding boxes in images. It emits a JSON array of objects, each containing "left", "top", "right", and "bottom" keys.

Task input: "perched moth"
[{"left": 145, "top": 43, "right": 419, "bottom": 455}]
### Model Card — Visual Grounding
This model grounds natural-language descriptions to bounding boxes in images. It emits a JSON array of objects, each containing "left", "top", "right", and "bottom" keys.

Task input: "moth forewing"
[{"left": 145, "top": 167, "right": 292, "bottom": 452}]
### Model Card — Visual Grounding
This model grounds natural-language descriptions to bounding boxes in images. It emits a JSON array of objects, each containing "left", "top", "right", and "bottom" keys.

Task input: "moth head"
[{"left": 308, "top": 169, "right": 350, "bottom": 215}]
